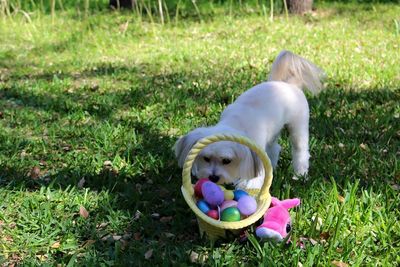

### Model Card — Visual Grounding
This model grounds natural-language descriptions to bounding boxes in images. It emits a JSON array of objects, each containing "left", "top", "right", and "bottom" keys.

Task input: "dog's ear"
[{"left": 174, "top": 128, "right": 208, "bottom": 167}]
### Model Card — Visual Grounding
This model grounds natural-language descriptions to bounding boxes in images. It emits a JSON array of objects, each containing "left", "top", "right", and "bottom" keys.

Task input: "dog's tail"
[{"left": 268, "top": 50, "right": 326, "bottom": 95}]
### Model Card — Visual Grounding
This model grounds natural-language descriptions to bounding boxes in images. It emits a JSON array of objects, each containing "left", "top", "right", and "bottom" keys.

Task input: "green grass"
[{"left": 1, "top": 1, "right": 400, "bottom": 266}]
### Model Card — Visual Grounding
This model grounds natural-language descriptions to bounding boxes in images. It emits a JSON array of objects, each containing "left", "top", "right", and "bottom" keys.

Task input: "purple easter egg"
[
  {"left": 220, "top": 200, "right": 238, "bottom": 211},
  {"left": 201, "top": 181, "right": 224, "bottom": 206},
  {"left": 237, "top": 195, "right": 257, "bottom": 216}
]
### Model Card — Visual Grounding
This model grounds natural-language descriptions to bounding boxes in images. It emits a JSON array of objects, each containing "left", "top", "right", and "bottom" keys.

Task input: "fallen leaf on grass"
[
  {"left": 113, "top": 235, "right": 122, "bottom": 241},
  {"left": 320, "top": 231, "right": 331, "bottom": 241},
  {"left": 331, "top": 260, "right": 349, "bottom": 267},
  {"left": 133, "top": 210, "right": 142, "bottom": 221},
  {"left": 28, "top": 166, "right": 41, "bottom": 179},
  {"left": 390, "top": 183, "right": 399, "bottom": 191},
  {"left": 144, "top": 249, "right": 153, "bottom": 260},
  {"left": 134, "top": 232, "right": 141, "bottom": 240},
  {"left": 79, "top": 206, "right": 89, "bottom": 219},
  {"left": 164, "top": 232, "right": 175, "bottom": 238},
  {"left": 77, "top": 178, "right": 86, "bottom": 188},
  {"left": 337, "top": 195, "right": 345, "bottom": 203},
  {"left": 359, "top": 143, "right": 368, "bottom": 150},
  {"left": 36, "top": 254, "right": 48, "bottom": 261},
  {"left": 3, "top": 236, "right": 13, "bottom": 242},
  {"left": 160, "top": 216, "right": 173, "bottom": 223},
  {"left": 189, "top": 251, "right": 199, "bottom": 263},
  {"left": 96, "top": 222, "right": 109, "bottom": 229},
  {"left": 51, "top": 241, "right": 60, "bottom": 249},
  {"left": 82, "top": 240, "right": 96, "bottom": 247}
]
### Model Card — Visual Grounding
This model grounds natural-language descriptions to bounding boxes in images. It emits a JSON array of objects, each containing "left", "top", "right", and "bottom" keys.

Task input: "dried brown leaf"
[
  {"left": 160, "top": 216, "right": 173, "bottom": 223},
  {"left": 82, "top": 239, "right": 96, "bottom": 247},
  {"left": 29, "top": 166, "right": 41, "bottom": 180},
  {"left": 134, "top": 232, "right": 141, "bottom": 240},
  {"left": 144, "top": 249, "right": 153, "bottom": 260},
  {"left": 51, "top": 241, "right": 60, "bottom": 249},
  {"left": 331, "top": 260, "right": 349, "bottom": 267},
  {"left": 359, "top": 143, "right": 367, "bottom": 150},
  {"left": 77, "top": 178, "right": 86, "bottom": 188},
  {"left": 79, "top": 206, "right": 89, "bottom": 219},
  {"left": 320, "top": 231, "right": 331, "bottom": 240},
  {"left": 113, "top": 235, "right": 122, "bottom": 241}
]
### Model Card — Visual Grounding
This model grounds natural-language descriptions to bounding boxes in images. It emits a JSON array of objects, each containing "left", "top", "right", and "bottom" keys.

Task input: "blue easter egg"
[
  {"left": 233, "top": 189, "right": 249, "bottom": 201},
  {"left": 197, "top": 200, "right": 211, "bottom": 214},
  {"left": 202, "top": 181, "right": 224, "bottom": 206}
]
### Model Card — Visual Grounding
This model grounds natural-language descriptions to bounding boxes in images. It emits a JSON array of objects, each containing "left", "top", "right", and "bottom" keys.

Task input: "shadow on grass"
[{"left": 0, "top": 62, "right": 399, "bottom": 264}]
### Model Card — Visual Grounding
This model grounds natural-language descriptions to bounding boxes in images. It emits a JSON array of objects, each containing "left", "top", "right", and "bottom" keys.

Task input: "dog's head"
[{"left": 174, "top": 127, "right": 262, "bottom": 185}]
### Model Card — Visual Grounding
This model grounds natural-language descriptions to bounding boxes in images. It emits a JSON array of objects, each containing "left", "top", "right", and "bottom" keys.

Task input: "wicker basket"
[{"left": 181, "top": 133, "right": 273, "bottom": 240}]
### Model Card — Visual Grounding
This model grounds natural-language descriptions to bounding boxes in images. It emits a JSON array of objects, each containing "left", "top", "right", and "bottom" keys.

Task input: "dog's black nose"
[{"left": 209, "top": 175, "right": 220, "bottom": 183}]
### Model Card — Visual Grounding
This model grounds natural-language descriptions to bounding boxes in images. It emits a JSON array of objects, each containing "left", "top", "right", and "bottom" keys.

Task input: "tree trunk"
[
  {"left": 286, "top": 0, "right": 313, "bottom": 15},
  {"left": 109, "top": 0, "right": 136, "bottom": 9}
]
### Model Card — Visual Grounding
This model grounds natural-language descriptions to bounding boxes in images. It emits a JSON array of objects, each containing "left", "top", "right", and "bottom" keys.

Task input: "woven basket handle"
[{"left": 182, "top": 133, "right": 273, "bottom": 201}]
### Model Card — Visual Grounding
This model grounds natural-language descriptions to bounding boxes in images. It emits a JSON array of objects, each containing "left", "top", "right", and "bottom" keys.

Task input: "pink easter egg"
[
  {"left": 201, "top": 181, "right": 224, "bottom": 206},
  {"left": 237, "top": 195, "right": 257, "bottom": 216},
  {"left": 220, "top": 200, "right": 238, "bottom": 211}
]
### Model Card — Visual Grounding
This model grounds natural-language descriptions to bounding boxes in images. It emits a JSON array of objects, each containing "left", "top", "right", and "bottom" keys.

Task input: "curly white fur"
[{"left": 175, "top": 50, "right": 325, "bottom": 189}]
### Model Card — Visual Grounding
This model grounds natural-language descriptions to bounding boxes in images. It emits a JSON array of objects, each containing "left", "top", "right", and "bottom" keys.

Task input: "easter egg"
[
  {"left": 197, "top": 200, "right": 210, "bottom": 214},
  {"left": 218, "top": 185, "right": 226, "bottom": 191},
  {"left": 202, "top": 181, "right": 224, "bottom": 206},
  {"left": 237, "top": 195, "right": 257, "bottom": 216},
  {"left": 221, "top": 207, "right": 241, "bottom": 222},
  {"left": 207, "top": 210, "right": 219, "bottom": 220},
  {"left": 220, "top": 200, "right": 238, "bottom": 211},
  {"left": 223, "top": 190, "right": 234, "bottom": 200},
  {"left": 233, "top": 189, "right": 249, "bottom": 201},
  {"left": 194, "top": 178, "right": 209, "bottom": 198}
]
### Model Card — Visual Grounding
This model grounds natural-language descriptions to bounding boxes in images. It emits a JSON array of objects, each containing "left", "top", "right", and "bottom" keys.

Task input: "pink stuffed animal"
[{"left": 256, "top": 197, "right": 300, "bottom": 241}]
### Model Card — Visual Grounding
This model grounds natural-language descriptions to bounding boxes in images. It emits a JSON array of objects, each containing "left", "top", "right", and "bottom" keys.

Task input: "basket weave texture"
[{"left": 181, "top": 134, "right": 273, "bottom": 240}]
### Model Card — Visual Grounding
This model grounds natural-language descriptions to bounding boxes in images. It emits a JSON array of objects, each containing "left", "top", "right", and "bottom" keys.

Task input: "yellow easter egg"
[{"left": 224, "top": 190, "right": 234, "bottom": 200}]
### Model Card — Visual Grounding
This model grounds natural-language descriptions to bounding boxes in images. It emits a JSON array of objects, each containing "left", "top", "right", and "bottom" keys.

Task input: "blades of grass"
[
  {"left": 158, "top": 0, "right": 164, "bottom": 25},
  {"left": 247, "top": 234, "right": 265, "bottom": 260},
  {"left": 84, "top": 0, "right": 89, "bottom": 18},
  {"left": 162, "top": 0, "right": 170, "bottom": 24},
  {"left": 57, "top": 0, "right": 64, "bottom": 12},
  {"left": 283, "top": 0, "right": 288, "bottom": 19},
  {"left": 51, "top": 0, "right": 55, "bottom": 22},
  {"left": 175, "top": 0, "right": 181, "bottom": 25},
  {"left": 270, "top": 0, "right": 274, "bottom": 22},
  {"left": 191, "top": 0, "right": 202, "bottom": 22}
]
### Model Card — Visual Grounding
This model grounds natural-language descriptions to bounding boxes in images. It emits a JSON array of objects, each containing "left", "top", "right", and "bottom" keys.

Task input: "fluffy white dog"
[{"left": 175, "top": 50, "right": 325, "bottom": 189}]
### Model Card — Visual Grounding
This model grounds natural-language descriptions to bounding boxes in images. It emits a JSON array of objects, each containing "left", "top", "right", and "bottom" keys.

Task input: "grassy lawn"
[{"left": 0, "top": 1, "right": 399, "bottom": 266}]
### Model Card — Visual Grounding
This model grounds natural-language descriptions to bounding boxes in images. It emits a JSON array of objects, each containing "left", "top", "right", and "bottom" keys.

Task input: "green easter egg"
[
  {"left": 224, "top": 190, "right": 234, "bottom": 200},
  {"left": 221, "top": 207, "right": 241, "bottom": 222}
]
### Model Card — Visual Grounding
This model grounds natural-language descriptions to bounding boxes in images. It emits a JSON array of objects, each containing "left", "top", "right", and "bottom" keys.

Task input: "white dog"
[{"left": 174, "top": 50, "right": 325, "bottom": 189}]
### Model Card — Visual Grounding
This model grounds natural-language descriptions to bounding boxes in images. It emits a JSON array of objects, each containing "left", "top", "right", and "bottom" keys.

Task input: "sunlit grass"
[{"left": 0, "top": 1, "right": 399, "bottom": 265}]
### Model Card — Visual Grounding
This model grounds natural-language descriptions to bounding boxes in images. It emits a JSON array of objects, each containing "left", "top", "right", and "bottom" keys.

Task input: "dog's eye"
[
  {"left": 203, "top": 157, "right": 210, "bottom": 162},
  {"left": 222, "top": 159, "right": 231, "bottom": 165}
]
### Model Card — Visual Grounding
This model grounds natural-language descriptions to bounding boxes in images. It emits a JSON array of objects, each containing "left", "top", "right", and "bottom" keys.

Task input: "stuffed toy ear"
[
  {"left": 280, "top": 198, "right": 301, "bottom": 209},
  {"left": 271, "top": 197, "right": 281, "bottom": 207}
]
